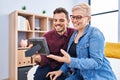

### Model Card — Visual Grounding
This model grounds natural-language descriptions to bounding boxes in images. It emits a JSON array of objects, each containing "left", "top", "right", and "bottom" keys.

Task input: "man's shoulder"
[
  {"left": 67, "top": 27, "right": 74, "bottom": 30},
  {"left": 67, "top": 27, "right": 75, "bottom": 32},
  {"left": 43, "top": 29, "right": 55, "bottom": 36}
]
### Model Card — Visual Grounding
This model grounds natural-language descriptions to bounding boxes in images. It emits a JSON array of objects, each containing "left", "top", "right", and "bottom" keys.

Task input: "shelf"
[{"left": 9, "top": 10, "right": 53, "bottom": 80}]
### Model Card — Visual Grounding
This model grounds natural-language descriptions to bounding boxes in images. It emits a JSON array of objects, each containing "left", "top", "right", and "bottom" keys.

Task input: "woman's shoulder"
[
  {"left": 89, "top": 26, "right": 105, "bottom": 39},
  {"left": 90, "top": 25, "right": 98, "bottom": 30},
  {"left": 89, "top": 26, "right": 102, "bottom": 33}
]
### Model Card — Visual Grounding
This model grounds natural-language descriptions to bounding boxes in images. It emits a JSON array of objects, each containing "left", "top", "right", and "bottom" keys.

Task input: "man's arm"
[{"left": 32, "top": 54, "right": 49, "bottom": 66}]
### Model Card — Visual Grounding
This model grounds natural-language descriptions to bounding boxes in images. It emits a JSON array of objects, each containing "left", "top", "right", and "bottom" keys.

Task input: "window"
[{"left": 90, "top": 0, "right": 119, "bottom": 42}]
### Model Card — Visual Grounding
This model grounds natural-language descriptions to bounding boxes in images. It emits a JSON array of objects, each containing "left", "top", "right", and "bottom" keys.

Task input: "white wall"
[
  {"left": 91, "top": 12, "right": 118, "bottom": 42},
  {"left": 91, "top": 0, "right": 119, "bottom": 42},
  {"left": 0, "top": 0, "right": 88, "bottom": 79}
]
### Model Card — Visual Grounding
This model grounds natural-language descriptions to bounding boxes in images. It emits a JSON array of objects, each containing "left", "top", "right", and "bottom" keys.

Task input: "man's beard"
[{"left": 55, "top": 24, "right": 66, "bottom": 34}]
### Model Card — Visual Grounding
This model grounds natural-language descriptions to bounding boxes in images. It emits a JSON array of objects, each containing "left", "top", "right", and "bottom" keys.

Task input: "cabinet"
[{"left": 9, "top": 10, "right": 53, "bottom": 80}]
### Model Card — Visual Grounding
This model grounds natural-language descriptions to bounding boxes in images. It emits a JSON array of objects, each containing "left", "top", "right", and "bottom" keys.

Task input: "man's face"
[{"left": 53, "top": 13, "right": 69, "bottom": 34}]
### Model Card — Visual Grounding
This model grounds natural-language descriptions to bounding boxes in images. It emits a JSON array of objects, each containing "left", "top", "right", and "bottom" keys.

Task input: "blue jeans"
[
  {"left": 34, "top": 65, "right": 66, "bottom": 80},
  {"left": 65, "top": 73, "right": 84, "bottom": 80}
]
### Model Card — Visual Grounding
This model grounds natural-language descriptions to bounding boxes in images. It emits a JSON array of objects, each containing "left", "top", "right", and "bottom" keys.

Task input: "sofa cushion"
[{"left": 105, "top": 42, "right": 120, "bottom": 59}]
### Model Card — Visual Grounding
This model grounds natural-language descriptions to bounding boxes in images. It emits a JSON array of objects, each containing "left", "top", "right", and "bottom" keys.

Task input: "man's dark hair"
[{"left": 53, "top": 7, "right": 69, "bottom": 20}]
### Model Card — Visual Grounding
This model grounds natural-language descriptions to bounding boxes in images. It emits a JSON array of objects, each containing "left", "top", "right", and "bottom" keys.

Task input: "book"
[{"left": 18, "top": 16, "right": 27, "bottom": 30}]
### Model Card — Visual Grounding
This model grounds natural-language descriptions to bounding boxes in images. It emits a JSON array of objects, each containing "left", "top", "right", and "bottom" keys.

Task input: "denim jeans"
[{"left": 34, "top": 65, "right": 66, "bottom": 80}]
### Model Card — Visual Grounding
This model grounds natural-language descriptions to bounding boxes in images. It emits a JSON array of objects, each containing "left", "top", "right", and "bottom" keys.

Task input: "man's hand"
[
  {"left": 47, "top": 49, "right": 71, "bottom": 64},
  {"left": 46, "top": 70, "right": 63, "bottom": 80},
  {"left": 32, "top": 53, "right": 41, "bottom": 62}
]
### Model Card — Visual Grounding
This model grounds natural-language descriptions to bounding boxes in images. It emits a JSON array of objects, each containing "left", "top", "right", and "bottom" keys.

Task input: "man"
[{"left": 30, "top": 7, "right": 74, "bottom": 80}]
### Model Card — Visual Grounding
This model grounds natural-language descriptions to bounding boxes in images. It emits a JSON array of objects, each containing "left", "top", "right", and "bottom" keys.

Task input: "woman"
[{"left": 46, "top": 3, "right": 117, "bottom": 80}]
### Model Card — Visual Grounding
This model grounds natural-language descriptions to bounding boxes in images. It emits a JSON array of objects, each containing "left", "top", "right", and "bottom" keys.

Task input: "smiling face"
[
  {"left": 53, "top": 12, "right": 70, "bottom": 35},
  {"left": 71, "top": 3, "right": 91, "bottom": 31},
  {"left": 71, "top": 9, "right": 90, "bottom": 31}
]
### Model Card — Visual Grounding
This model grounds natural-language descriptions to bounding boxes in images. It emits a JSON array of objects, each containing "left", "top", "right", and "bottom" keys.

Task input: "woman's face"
[{"left": 70, "top": 9, "right": 90, "bottom": 31}]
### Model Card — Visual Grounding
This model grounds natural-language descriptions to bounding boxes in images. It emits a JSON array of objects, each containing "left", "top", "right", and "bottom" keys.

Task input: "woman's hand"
[
  {"left": 46, "top": 70, "right": 63, "bottom": 80},
  {"left": 47, "top": 49, "right": 71, "bottom": 64}
]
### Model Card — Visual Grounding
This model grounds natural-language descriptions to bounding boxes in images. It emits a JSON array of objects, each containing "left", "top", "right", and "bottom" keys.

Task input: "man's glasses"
[{"left": 70, "top": 15, "right": 87, "bottom": 20}]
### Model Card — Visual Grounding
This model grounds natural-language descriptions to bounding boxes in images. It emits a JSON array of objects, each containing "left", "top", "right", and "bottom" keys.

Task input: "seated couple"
[{"left": 28, "top": 3, "right": 117, "bottom": 80}]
